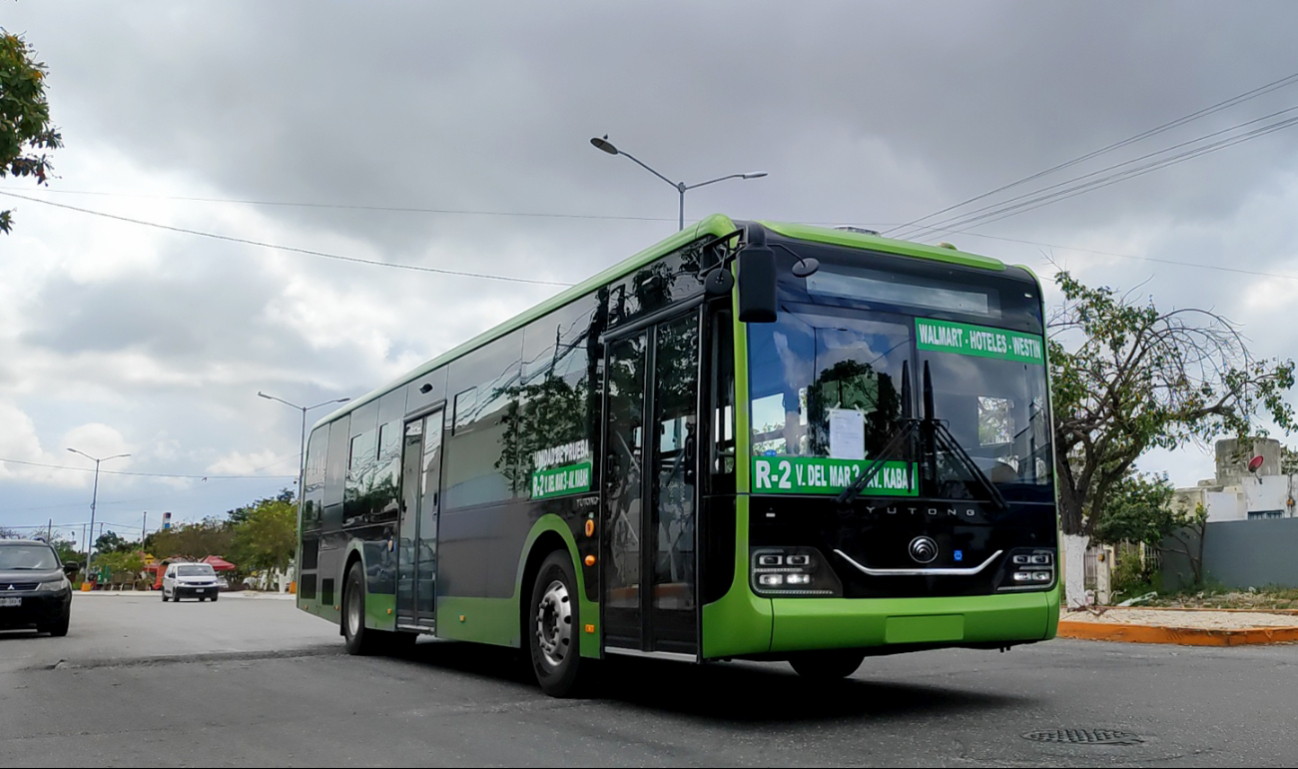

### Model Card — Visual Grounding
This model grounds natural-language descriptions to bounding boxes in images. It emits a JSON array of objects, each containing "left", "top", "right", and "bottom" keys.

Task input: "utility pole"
[
  {"left": 66, "top": 448, "right": 130, "bottom": 578},
  {"left": 257, "top": 392, "right": 351, "bottom": 508}
]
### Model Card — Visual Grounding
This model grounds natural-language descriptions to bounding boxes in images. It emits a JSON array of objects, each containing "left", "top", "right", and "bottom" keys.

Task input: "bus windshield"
[{"left": 747, "top": 246, "right": 1052, "bottom": 503}]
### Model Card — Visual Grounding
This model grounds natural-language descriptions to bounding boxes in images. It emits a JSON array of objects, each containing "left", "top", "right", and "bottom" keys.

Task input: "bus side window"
[{"left": 711, "top": 310, "right": 736, "bottom": 491}]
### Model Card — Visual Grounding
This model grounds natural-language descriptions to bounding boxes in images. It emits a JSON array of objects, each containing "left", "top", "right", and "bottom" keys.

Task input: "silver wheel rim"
[
  {"left": 535, "top": 579, "right": 572, "bottom": 669},
  {"left": 347, "top": 582, "right": 363, "bottom": 638}
]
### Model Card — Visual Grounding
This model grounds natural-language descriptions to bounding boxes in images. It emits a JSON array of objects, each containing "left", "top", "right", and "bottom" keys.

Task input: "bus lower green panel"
[
  {"left": 297, "top": 595, "right": 336, "bottom": 624},
  {"left": 1044, "top": 583, "right": 1061, "bottom": 639},
  {"left": 701, "top": 585, "right": 774, "bottom": 658},
  {"left": 768, "top": 592, "right": 1053, "bottom": 653},
  {"left": 435, "top": 596, "right": 518, "bottom": 647},
  {"left": 366, "top": 593, "right": 397, "bottom": 632}
]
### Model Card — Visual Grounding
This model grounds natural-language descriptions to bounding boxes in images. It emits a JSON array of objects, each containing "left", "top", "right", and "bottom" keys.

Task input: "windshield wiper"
[
  {"left": 837, "top": 361, "right": 1008, "bottom": 510},
  {"left": 838, "top": 362, "right": 916, "bottom": 505},
  {"left": 836, "top": 419, "right": 919, "bottom": 505},
  {"left": 920, "top": 361, "right": 1008, "bottom": 510}
]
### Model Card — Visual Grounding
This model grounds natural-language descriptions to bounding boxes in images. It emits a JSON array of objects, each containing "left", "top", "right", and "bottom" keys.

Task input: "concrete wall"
[
  {"left": 1162, "top": 517, "right": 1298, "bottom": 591},
  {"left": 1214, "top": 437, "right": 1281, "bottom": 486}
]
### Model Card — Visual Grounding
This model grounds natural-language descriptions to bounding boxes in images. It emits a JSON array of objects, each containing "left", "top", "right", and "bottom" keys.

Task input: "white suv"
[{"left": 162, "top": 563, "right": 220, "bottom": 602}]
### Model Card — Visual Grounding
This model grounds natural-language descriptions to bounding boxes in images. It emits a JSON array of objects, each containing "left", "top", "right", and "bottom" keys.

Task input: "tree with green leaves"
[
  {"left": 1050, "top": 271, "right": 1295, "bottom": 604},
  {"left": 229, "top": 497, "right": 297, "bottom": 577},
  {"left": 145, "top": 518, "right": 234, "bottom": 561},
  {"left": 1093, "top": 471, "right": 1211, "bottom": 587},
  {"left": 0, "top": 26, "right": 61, "bottom": 233},
  {"left": 94, "top": 530, "right": 132, "bottom": 554}
]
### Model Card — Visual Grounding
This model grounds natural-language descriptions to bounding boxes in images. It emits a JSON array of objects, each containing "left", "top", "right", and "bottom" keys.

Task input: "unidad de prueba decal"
[{"left": 530, "top": 440, "right": 593, "bottom": 500}]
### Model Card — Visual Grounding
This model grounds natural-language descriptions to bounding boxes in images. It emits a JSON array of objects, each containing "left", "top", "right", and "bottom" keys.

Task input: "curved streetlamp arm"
[
  {"left": 616, "top": 150, "right": 679, "bottom": 190},
  {"left": 682, "top": 173, "right": 749, "bottom": 192},
  {"left": 257, "top": 391, "right": 300, "bottom": 410}
]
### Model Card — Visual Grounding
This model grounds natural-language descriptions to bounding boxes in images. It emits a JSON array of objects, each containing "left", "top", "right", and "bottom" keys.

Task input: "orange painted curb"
[{"left": 1058, "top": 620, "right": 1298, "bottom": 646}]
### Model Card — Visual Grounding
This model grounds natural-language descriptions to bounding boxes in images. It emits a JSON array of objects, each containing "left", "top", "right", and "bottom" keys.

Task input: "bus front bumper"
[{"left": 767, "top": 587, "right": 1060, "bottom": 654}]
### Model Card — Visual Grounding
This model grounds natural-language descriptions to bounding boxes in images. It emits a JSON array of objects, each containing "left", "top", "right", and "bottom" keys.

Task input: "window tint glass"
[
  {"left": 443, "top": 330, "right": 523, "bottom": 509},
  {"left": 323, "top": 415, "right": 351, "bottom": 529},
  {"left": 605, "top": 243, "right": 708, "bottom": 329},
  {"left": 0, "top": 545, "right": 57, "bottom": 570},
  {"left": 302, "top": 427, "right": 329, "bottom": 530},
  {"left": 344, "top": 429, "right": 378, "bottom": 526},
  {"left": 514, "top": 295, "right": 601, "bottom": 499}
]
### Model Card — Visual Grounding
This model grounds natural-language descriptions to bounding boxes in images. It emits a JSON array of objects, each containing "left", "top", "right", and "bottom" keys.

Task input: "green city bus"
[{"left": 295, "top": 216, "right": 1059, "bottom": 696}]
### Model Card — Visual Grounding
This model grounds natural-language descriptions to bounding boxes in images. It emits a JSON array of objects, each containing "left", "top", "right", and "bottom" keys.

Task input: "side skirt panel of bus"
[{"left": 433, "top": 514, "right": 598, "bottom": 659}]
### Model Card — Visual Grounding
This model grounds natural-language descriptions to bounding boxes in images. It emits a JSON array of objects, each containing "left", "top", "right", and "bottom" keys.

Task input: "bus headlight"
[
  {"left": 750, "top": 547, "right": 842, "bottom": 597},
  {"left": 998, "top": 548, "right": 1056, "bottom": 591}
]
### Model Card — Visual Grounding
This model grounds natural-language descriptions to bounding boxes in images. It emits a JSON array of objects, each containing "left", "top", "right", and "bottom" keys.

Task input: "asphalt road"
[{"left": 1, "top": 594, "right": 1295, "bottom": 767}]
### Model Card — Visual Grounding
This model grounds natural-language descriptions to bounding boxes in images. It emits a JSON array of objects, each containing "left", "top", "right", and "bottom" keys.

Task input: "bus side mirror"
[{"left": 737, "top": 245, "right": 777, "bottom": 323}]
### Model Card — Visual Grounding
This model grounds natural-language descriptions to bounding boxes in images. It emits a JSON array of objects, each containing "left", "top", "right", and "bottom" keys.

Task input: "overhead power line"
[
  {"left": 912, "top": 113, "right": 1298, "bottom": 238},
  {"left": 898, "top": 108, "right": 1298, "bottom": 239},
  {"left": 0, "top": 187, "right": 677, "bottom": 223},
  {"left": 940, "top": 230, "right": 1298, "bottom": 283},
  {"left": 884, "top": 66, "right": 1298, "bottom": 238},
  {"left": 0, "top": 192, "right": 576, "bottom": 287}
]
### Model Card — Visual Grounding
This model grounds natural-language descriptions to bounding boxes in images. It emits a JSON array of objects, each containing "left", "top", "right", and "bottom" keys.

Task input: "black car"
[{"left": 0, "top": 541, "right": 73, "bottom": 637}]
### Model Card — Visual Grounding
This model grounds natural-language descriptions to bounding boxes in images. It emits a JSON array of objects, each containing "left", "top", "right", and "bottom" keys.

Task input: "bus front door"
[
  {"left": 602, "top": 312, "right": 701, "bottom": 657},
  {"left": 396, "top": 409, "right": 444, "bottom": 631}
]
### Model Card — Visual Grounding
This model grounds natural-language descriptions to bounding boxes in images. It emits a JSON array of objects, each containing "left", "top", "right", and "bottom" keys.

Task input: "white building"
[{"left": 1174, "top": 438, "right": 1295, "bottom": 522}]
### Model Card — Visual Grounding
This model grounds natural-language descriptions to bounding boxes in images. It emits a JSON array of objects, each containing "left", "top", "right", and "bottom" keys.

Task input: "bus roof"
[{"left": 312, "top": 215, "right": 1010, "bottom": 430}]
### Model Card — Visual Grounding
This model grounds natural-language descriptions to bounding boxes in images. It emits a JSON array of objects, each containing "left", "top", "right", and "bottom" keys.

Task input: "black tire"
[
  {"left": 342, "top": 563, "right": 382, "bottom": 655},
  {"left": 45, "top": 611, "right": 70, "bottom": 638},
  {"left": 211, "top": 593, "right": 219, "bottom": 603},
  {"left": 789, "top": 650, "right": 865, "bottom": 681},
  {"left": 527, "top": 551, "right": 587, "bottom": 697},
  {"left": 161, "top": 591, "right": 168, "bottom": 602}
]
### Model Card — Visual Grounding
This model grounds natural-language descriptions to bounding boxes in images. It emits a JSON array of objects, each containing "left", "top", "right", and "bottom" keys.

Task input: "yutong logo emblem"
[{"left": 908, "top": 536, "right": 939, "bottom": 564}]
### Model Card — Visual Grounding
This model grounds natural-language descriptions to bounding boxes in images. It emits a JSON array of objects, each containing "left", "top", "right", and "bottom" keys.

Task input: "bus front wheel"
[
  {"left": 789, "top": 650, "right": 865, "bottom": 681},
  {"left": 527, "top": 551, "right": 587, "bottom": 697}
]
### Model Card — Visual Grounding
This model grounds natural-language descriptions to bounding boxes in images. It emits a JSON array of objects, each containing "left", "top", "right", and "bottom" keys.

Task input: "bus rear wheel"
[
  {"left": 789, "top": 650, "right": 865, "bottom": 681},
  {"left": 343, "top": 563, "right": 382, "bottom": 655},
  {"left": 527, "top": 551, "right": 586, "bottom": 697}
]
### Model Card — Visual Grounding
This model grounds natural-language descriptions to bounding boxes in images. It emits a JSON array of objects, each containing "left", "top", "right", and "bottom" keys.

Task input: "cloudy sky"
[{"left": 4, "top": 1, "right": 1298, "bottom": 543}]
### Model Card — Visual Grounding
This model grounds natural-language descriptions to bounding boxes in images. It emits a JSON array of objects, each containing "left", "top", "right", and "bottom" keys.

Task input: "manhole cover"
[{"left": 1023, "top": 729, "right": 1144, "bottom": 746}]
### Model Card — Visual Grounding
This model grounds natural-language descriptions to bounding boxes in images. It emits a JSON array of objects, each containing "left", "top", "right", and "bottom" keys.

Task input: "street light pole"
[
  {"left": 590, "top": 136, "right": 767, "bottom": 231},
  {"left": 66, "top": 448, "right": 131, "bottom": 578},
  {"left": 257, "top": 392, "right": 351, "bottom": 507}
]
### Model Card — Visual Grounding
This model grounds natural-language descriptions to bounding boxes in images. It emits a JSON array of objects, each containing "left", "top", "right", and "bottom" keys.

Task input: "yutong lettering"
[{"left": 867, "top": 506, "right": 978, "bottom": 518}]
